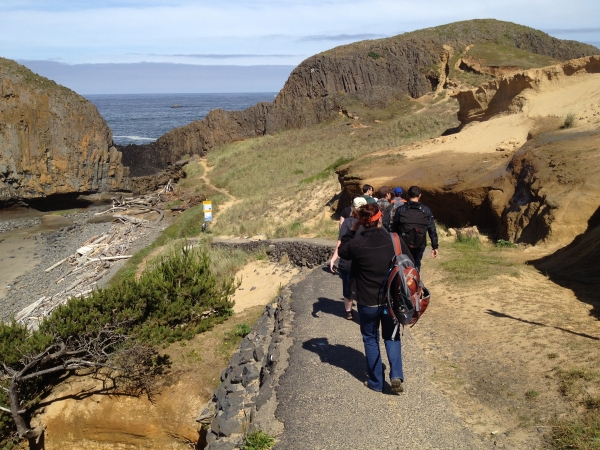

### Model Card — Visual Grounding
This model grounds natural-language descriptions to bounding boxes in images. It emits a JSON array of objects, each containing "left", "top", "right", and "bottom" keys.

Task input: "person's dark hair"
[
  {"left": 377, "top": 186, "right": 391, "bottom": 198},
  {"left": 356, "top": 204, "right": 381, "bottom": 228},
  {"left": 362, "top": 184, "right": 374, "bottom": 194},
  {"left": 407, "top": 186, "right": 421, "bottom": 199}
]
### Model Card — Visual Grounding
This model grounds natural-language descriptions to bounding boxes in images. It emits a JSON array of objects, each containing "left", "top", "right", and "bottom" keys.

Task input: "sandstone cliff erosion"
[
  {"left": 335, "top": 55, "right": 600, "bottom": 250},
  {"left": 0, "top": 58, "right": 129, "bottom": 203}
]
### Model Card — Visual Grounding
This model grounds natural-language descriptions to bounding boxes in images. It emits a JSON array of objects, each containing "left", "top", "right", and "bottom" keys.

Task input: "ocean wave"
[{"left": 113, "top": 135, "right": 156, "bottom": 141}]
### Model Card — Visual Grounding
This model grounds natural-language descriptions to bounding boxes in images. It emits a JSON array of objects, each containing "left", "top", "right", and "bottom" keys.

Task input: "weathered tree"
[{"left": 0, "top": 322, "right": 158, "bottom": 447}]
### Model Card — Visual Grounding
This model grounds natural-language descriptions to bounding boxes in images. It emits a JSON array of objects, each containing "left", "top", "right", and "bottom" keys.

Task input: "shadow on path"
[
  {"left": 486, "top": 309, "right": 600, "bottom": 341},
  {"left": 303, "top": 337, "right": 366, "bottom": 382},
  {"left": 311, "top": 296, "right": 356, "bottom": 322}
]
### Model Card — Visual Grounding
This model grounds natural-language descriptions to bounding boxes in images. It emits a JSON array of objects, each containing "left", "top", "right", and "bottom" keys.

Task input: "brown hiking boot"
[{"left": 391, "top": 378, "right": 404, "bottom": 393}]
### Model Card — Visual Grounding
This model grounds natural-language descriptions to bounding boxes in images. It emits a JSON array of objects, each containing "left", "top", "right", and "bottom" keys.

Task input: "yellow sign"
[{"left": 203, "top": 201, "right": 212, "bottom": 212}]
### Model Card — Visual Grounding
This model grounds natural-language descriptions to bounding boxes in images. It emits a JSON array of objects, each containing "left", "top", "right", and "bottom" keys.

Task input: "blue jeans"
[{"left": 357, "top": 304, "right": 404, "bottom": 392}]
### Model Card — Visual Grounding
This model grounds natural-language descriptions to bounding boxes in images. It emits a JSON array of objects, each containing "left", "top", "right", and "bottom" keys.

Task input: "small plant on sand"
[
  {"left": 525, "top": 390, "right": 539, "bottom": 400},
  {"left": 241, "top": 430, "right": 275, "bottom": 450},
  {"left": 368, "top": 51, "right": 382, "bottom": 60},
  {"left": 495, "top": 239, "right": 517, "bottom": 248},
  {"left": 563, "top": 113, "right": 577, "bottom": 129},
  {"left": 234, "top": 324, "right": 252, "bottom": 338}
]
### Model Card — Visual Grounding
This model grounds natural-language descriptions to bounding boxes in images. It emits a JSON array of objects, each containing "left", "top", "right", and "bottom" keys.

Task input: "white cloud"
[{"left": 1, "top": 0, "right": 598, "bottom": 64}]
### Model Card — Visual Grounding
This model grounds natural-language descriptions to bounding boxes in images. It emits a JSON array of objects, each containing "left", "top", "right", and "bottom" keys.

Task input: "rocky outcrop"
[
  {"left": 454, "top": 55, "right": 600, "bottom": 124},
  {"left": 0, "top": 58, "right": 129, "bottom": 202},
  {"left": 334, "top": 54, "right": 600, "bottom": 247},
  {"left": 119, "top": 20, "right": 600, "bottom": 170}
]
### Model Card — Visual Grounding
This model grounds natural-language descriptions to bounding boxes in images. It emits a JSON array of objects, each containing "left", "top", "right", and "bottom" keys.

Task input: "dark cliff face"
[
  {"left": 0, "top": 58, "right": 129, "bottom": 202},
  {"left": 120, "top": 19, "right": 600, "bottom": 175}
]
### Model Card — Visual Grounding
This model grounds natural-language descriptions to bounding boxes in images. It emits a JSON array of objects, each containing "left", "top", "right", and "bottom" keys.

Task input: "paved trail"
[{"left": 274, "top": 267, "right": 489, "bottom": 450}]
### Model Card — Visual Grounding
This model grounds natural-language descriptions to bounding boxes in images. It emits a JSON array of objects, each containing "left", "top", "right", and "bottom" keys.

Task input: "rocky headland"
[
  {"left": 0, "top": 58, "right": 129, "bottom": 204},
  {"left": 119, "top": 19, "right": 599, "bottom": 175}
]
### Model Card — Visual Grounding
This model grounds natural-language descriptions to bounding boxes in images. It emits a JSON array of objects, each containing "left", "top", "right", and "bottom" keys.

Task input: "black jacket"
[
  {"left": 391, "top": 201, "right": 439, "bottom": 250},
  {"left": 338, "top": 227, "right": 414, "bottom": 307}
]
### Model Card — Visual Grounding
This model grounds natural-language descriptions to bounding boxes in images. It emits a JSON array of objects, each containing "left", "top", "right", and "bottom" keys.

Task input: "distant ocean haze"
[{"left": 86, "top": 93, "right": 277, "bottom": 146}]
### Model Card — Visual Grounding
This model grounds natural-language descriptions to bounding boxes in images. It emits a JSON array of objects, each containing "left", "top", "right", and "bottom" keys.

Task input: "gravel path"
[
  {"left": 274, "top": 267, "right": 490, "bottom": 450},
  {"left": 0, "top": 211, "right": 168, "bottom": 321}
]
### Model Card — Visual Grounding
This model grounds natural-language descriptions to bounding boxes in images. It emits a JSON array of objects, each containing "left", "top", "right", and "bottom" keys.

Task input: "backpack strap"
[{"left": 390, "top": 232, "right": 402, "bottom": 257}]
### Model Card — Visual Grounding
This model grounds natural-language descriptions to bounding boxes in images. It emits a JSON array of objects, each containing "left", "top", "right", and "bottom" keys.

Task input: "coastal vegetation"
[
  {"left": 0, "top": 244, "right": 239, "bottom": 446},
  {"left": 207, "top": 96, "right": 458, "bottom": 238}
]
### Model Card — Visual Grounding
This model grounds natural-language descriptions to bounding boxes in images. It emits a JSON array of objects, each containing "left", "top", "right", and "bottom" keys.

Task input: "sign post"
[{"left": 203, "top": 201, "right": 213, "bottom": 223}]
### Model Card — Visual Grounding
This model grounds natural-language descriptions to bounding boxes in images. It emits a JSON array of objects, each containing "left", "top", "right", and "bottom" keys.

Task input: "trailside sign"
[{"left": 203, "top": 201, "right": 213, "bottom": 222}]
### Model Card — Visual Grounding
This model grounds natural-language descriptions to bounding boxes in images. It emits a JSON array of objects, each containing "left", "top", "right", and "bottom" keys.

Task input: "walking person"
[
  {"left": 330, "top": 197, "right": 367, "bottom": 319},
  {"left": 361, "top": 184, "right": 377, "bottom": 204},
  {"left": 376, "top": 186, "right": 394, "bottom": 232},
  {"left": 338, "top": 203, "right": 415, "bottom": 393},
  {"left": 392, "top": 185, "right": 439, "bottom": 271}
]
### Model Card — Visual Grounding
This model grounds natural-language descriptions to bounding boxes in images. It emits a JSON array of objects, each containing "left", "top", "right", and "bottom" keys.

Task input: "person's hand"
[
  {"left": 330, "top": 260, "right": 338, "bottom": 274},
  {"left": 432, "top": 248, "right": 439, "bottom": 258}
]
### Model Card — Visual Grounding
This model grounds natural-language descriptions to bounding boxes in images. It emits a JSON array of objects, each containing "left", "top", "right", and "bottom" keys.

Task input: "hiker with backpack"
[
  {"left": 376, "top": 186, "right": 394, "bottom": 232},
  {"left": 330, "top": 197, "right": 368, "bottom": 320},
  {"left": 338, "top": 203, "right": 415, "bottom": 394},
  {"left": 392, "top": 186, "right": 439, "bottom": 272}
]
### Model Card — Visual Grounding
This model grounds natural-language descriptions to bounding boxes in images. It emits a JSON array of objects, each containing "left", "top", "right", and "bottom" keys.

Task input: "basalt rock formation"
[
  {"left": 0, "top": 58, "right": 129, "bottom": 203},
  {"left": 119, "top": 19, "right": 599, "bottom": 174}
]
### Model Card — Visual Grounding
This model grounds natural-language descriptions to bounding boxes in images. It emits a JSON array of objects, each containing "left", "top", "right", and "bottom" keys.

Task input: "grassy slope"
[
  {"left": 206, "top": 97, "right": 458, "bottom": 238},
  {"left": 322, "top": 19, "right": 599, "bottom": 60}
]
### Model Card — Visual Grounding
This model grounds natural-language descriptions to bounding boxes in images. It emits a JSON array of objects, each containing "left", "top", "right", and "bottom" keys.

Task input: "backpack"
[
  {"left": 382, "top": 233, "right": 430, "bottom": 337},
  {"left": 379, "top": 202, "right": 394, "bottom": 232},
  {"left": 397, "top": 204, "right": 429, "bottom": 248}
]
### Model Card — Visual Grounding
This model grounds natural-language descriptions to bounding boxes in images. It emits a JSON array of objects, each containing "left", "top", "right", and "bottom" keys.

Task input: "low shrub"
[
  {"left": 495, "top": 239, "right": 517, "bottom": 248},
  {"left": 0, "top": 245, "right": 237, "bottom": 444},
  {"left": 563, "top": 113, "right": 577, "bottom": 129},
  {"left": 45, "top": 245, "right": 237, "bottom": 345},
  {"left": 242, "top": 430, "right": 276, "bottom": 450}
]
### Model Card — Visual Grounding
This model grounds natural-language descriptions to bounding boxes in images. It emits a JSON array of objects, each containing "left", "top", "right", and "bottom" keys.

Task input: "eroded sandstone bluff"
[
  {"left": 120, "top": 19, "right": 599, "bottom": 175},
  {"left": 0, "top": 58, "right": 128, "bottom": 202}
]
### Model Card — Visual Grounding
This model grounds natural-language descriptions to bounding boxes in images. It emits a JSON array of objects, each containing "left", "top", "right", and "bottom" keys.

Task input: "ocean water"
[{"left": 85, "top": 93, "right": 277, "bottom": 146}]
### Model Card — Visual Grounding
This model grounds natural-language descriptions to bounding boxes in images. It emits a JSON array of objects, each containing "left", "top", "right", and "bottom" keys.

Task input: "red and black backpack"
[{"left": 382, "top": 233, "right": 431, "bottom": 338}]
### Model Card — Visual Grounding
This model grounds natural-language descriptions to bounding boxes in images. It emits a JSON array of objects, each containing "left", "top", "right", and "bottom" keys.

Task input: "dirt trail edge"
[
  {"left": 273, "top": 266, "right": 489, "bottom": 450},
  {"left": 198, "top": 157, "right": 238, "bottom": 226}
]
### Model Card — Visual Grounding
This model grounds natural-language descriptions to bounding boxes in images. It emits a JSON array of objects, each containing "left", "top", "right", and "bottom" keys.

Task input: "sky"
[{"left": 2, "top": 0, "right": 599, "bottom": 94}]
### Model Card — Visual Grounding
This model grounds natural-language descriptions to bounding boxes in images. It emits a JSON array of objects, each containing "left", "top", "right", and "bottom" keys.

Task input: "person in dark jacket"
[
  {"left": 330, "top": 197, "right": 367, "bottom": 319},
  {"left": 338, "top": 203, "right": 415, "bottom": 393},
  {"left": 391, "top": 185, "right": 439, "bottom": 271}
]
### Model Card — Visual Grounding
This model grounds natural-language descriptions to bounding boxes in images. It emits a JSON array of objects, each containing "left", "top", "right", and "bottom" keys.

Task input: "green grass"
[
  {"left": 241, "top": 430, "right": 275, "bottom": 450},
  {"left": 440, "top": 236, "right": 518, "bottom": 284},
  {"left": 206, "top": 97, "right": 457, "bottom": 237},
  {"left": 466, "top": 43, "right": 558, "bottom": 69},
  {"left": 495, "top": 239, "right": 517, "bottom": 248},
  {"left": 552, "top": 412, "right": 600, "bottom": 450}
]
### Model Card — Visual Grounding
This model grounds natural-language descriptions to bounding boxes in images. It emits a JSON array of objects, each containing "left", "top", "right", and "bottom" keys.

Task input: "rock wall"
[
  {"left": 197, "top": 289, "right": 292, "bottom": 450},
  {"left": 0, "top": 58, "right": 129, "bottom": 202},
  {"left": 119, "top": 20, "right": 600, "bottom": 170},
  {"left": 211, "top": 238, "right": 335, "bottom": 268}
]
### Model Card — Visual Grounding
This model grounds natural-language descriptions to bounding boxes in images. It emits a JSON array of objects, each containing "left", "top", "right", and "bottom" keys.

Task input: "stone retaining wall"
[
  {"left": 211, "top": 239, "right": 335, "bottom": 268},
  {"left": 196, "top": 288, "right": 293, "bottom": 450}
]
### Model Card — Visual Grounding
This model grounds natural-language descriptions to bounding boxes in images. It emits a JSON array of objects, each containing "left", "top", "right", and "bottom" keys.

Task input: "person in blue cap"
[{"left": 390, "top": 187, "right": 406, "bottom": 219}]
